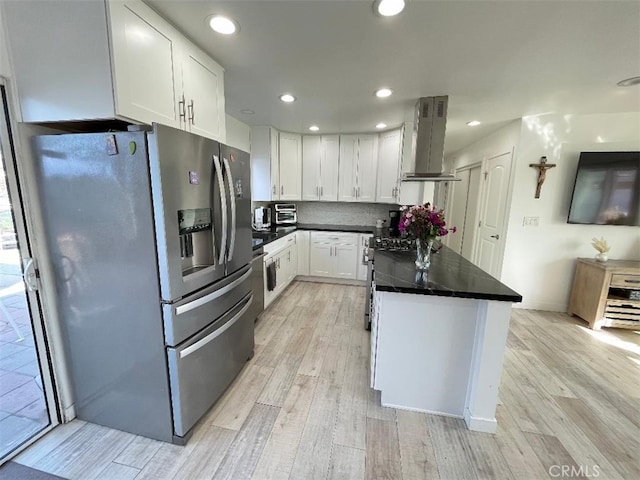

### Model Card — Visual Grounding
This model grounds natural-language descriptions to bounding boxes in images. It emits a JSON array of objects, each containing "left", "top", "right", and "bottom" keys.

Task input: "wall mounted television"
[{"left": 567, "top": 151, "right": 640, "bottom": 226}]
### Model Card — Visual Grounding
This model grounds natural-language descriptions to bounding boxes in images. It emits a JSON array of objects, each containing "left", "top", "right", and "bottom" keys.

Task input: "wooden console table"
[{"left": 568, "top": 258, "right": 640, "bottom": 330}]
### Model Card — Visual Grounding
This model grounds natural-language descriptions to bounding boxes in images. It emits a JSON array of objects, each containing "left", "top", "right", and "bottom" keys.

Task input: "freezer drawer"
[
  {"left": 167, "top": 292, "right": 254, "bottom": 438},
  {"left": 163, "top": 265, "right": 252, "bottom": 346}
]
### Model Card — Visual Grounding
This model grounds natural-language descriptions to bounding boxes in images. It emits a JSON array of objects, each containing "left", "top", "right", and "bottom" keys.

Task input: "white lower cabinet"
[
  {"left": 357, "top": 233, "right": 373, "bottom": 281},
  {"left": 296, "top": 231, "right": 310, "bottom": 275},
  {"left": 308, "top": 232, "right": 359, "bottom": 279},
  {"left": 263, "top": 233, "right": 297, "bottom": 308}
]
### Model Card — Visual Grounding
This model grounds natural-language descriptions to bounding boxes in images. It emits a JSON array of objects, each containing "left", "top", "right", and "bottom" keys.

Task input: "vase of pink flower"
[{"left": 399, "top": 203, "right": 457, "bottom": 270}]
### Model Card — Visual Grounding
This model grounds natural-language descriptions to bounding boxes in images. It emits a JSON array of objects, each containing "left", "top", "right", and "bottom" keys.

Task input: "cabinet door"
[
  {"left": 296, "top": 231, "right": 310, "bottom": 276},
  {"left": 356, "top": 135, "right": 379, "bottom": 202},
  {"left": 338, "top": 135, "right": 358, "bottom": 202},
  {"left": 274, "top": 250, "right": 289, "bottom": 295},
  {"left": 270, "top": 128, "right": 280, "bottom": 200},
  {"left": 302, "top": 136, "right": 321, "bottom": 201},
  {"left": 279, "top": 133, "right": 302, "bottom": 200},
  {"left": 287, "top": 244, "right": 298, "bottom": 283},
  {"left": 309, "top": 243, "right": 334, "bottom": 277},
  {"left": 181, "top": 45, "right": 226, "bottom": 142},
  {"left": 108, "top": 0, "right": 180, "bottom": 128},
  {"left": 376, "top": 129, "right": 402, "bottom": 203},
  {"left": 335, "top": 244, "right": 358, "bottom": 279},
  {"left": 320, "top": 135, "right": 340, "bottom": 201},
  {"left": 357, "top": 234, "right": 373, "bottom": 281}
]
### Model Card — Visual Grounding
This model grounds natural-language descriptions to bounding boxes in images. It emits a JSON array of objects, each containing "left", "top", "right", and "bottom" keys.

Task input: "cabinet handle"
[
  {"left": 273, "top": 185, "right": 276, "bottom": 195},
  {"left": 281, "top": 185, "right": 284, "bottom": 195},
  {"left": 188, "top": 99, "right": 194, "bottom": 124},
  {"left": 321, "top": 186, "right": 323, "bottom": 196},
  {"left": 625, "top": 279, "right": 640, "bottom": 284},
  {"left": 178, "top": 95, "right": 186, "bottom": 122}
]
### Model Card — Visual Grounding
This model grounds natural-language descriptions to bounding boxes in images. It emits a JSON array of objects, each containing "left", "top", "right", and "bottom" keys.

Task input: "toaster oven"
[{"left": 271, "top": 203, "right": 297, "bottom": 225}]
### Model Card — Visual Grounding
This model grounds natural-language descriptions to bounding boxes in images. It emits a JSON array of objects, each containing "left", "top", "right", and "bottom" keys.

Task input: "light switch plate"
[{"left": 523, "top": 216, "right": 540, "bottom": 227}]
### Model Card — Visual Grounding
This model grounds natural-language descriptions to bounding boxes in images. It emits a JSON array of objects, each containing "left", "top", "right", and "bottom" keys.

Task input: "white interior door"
[
  {"left": 447, "top": 169, "right": 470, "bottom": 254},
  {"left": 474, "top": 151, "right": 513, "bottom": 278},
  {"left": 462, "top": 166, "right": 482, "bottom": 261}
]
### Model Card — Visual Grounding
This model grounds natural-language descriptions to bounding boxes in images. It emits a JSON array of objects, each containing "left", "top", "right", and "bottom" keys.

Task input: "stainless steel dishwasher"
[{"left": 249, "top": 245, "right": 266, "bottom": 321}]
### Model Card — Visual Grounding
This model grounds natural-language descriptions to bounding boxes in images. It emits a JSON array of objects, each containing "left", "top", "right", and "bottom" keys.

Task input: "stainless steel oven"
[{"left": 272, "top": 203, "right": 297, "bottom": 225}]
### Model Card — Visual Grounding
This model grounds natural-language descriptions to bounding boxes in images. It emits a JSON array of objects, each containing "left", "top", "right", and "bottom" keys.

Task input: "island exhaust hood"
[{"left": 402, "top": 96, "right": 458, "bottom": 182}]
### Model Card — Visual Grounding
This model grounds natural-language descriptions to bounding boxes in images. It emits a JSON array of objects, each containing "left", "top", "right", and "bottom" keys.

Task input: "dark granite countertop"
[
  {"left": 374, "top": 246, "right": 522, "bottom": 303},
  {"left": 252, "top": 224, "right": 377, "bottom": 249},
  {"left": 296, "top": 223, "right": 376, "bottom": 234},
  {"left": 252, "top": 226, "right": 297, "bottom": 250}
]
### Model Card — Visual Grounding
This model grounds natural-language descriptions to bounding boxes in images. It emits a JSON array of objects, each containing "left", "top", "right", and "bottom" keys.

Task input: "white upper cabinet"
[
  {"left": 251, "top": 126, "right": 279, "bottom": 201},
  {"left": 302, "top": 135, "right": 339, "bottom": 201},
  {"left": 270, "top": 128, "right": 280, "bottom": 200},
  {"left": 180, "top": 46, "right": 226, "bottom": 141},
  {"left": 376, "top": 128, "right": 403, "bottom": 204},
  {"left": 5, "top": 0, "right": 226, "bottom": 142},
  {"left": 338, "top": 135, "right": 358, "bottom": 202},
  {"left": 302, "top": 136, "right": 322, "bottom": 201},
  {"left": 108, "top": 0, "right": 180, "bottom": 128},
  {"left": 278, "top": 132, "right": 302, "bottom": 200},
  {"left": 320, "top": 135, "right": 340, "bottom": 201},
  {"left": 356, "top": 135, "right": 379, "bottom": 202},
  {"left": 338, "top": 135, "right": 378, "bottom": 202}
]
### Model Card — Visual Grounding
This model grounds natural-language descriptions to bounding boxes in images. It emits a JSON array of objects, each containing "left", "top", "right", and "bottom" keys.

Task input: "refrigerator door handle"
[
  {"left": 213, "top": 155, "right": 227, "bottom": 265},
  {"left": 222, "top": 157, "right": 236, "bottom": 262},
  {"left": 175, "top": 267, "right": 252, "bottom": 316},
  {"left": 179, "top": 294, "right": 253, "bottom": 358}
]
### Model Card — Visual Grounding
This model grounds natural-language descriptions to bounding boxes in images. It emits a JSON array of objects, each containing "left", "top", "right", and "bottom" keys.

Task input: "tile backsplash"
[{"left": 296, "top": 202, "right": 399, "bottom": 226}]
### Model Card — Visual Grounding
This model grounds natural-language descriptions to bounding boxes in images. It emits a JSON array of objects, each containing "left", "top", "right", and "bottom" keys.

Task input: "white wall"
[
  {"left": 503, "top": 112, "right": 640, "bottom": 311},
  {"left": 445, "top": 113, "right": 640, "bottom": 312},
  {"left": 225, "top": 114, "right": 251, "bottom": 152}
]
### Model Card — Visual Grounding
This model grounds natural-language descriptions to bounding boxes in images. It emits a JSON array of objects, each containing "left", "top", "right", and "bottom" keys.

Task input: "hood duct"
[{"left": 402, "top": 96, "right": 458, "bottom": 181}]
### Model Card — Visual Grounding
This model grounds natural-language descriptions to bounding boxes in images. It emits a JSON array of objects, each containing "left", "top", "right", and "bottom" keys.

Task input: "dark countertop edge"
[{"left": 375, "top": 284, "right": 523, "bottom": 303}]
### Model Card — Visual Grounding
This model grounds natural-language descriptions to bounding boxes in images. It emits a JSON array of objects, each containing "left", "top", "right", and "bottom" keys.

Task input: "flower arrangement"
[
  {"left": 591, "top": 237, "right": 610, "bottom": 254},
  {"left": 399, "top": 203, "right": 457, "bottom": 243}
]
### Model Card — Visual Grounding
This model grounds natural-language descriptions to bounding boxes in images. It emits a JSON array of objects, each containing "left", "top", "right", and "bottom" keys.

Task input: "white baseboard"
[
  {"left": 296, "top": 275, "right": 366, "bottom": 287},
  {"left": 380, "top": 401, "right": 464, "bottom": 420},
  {"left": 464, "top": 408, "right": 497, "bottom": 433},
  {"left": 513, "top": 301, "right": 568, "bottom": 312},
  {"left": 62, "top": 403, "right": 76, "bottom": 423}
]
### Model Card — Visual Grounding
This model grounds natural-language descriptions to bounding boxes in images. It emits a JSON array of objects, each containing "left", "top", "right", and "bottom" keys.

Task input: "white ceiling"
[{"left": 147, "top": 0, "right": 640, "bottom": 155}]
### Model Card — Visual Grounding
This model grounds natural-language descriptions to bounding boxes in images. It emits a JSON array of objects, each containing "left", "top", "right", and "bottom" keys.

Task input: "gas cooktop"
[{"left": 373, "top": 236, "right": 416, "bottom": 252}]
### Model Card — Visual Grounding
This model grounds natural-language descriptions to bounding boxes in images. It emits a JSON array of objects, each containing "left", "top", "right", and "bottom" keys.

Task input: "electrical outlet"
[{"left": 523, "top": 216, "right": 540, "bottom": 227}]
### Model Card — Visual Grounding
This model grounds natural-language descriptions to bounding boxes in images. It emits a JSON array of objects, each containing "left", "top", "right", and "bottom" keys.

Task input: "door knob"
[{"left": 490, "top": 234, "right": 500, "bottom": 240}]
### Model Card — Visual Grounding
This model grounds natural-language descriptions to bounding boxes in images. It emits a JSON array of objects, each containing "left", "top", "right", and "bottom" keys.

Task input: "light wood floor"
[{"left": 12, "top": 281, "right": 640, "bottom": 479}]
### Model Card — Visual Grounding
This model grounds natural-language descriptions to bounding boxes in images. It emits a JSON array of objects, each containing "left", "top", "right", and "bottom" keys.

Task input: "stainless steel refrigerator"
[{"left": 31, "top": 124, "right": 254, "bottom": 443}]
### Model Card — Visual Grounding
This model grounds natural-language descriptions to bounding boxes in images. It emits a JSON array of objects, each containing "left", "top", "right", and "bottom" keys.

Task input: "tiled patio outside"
[{"left": 0, "top": 247, "right": 50, "bottom": 460}]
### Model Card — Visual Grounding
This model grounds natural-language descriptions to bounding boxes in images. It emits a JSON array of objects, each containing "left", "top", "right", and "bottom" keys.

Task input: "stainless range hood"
[{"left": 402, "top": 96, "right": 457, "bottom": 181}]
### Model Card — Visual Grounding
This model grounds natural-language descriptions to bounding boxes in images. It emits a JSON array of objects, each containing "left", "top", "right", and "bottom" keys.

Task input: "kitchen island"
[{"left": 370, "top": 246, "right": 522, "bottom": 433}]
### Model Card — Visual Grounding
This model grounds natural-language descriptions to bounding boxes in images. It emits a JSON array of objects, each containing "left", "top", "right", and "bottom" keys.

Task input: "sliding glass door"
[{"left": 0, "top": 81, "right": 57, "bottom": 462}]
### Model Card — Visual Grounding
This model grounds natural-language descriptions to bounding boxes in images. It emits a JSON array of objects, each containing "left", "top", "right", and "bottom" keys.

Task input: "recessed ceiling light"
[
  {"left": 280, "top": 94, "right": 296, "bottom": 103},
  {"left": 309, "top": 125, "right": 319, "bottom": 132},
  {"left": 373, "top": 0, "right": 406, "bottom": 17},
  {"left": 617, "top": 76, "right": 640, "bottom": 87},
  {"left": 376, "top": 123, "right": 387, "bottom": 129},
  {"left": 240, "top": 109, "right": 255, "bottom": 115},
  {"left": 466, "top": 120, "right": 481, "bottom": 127},
  {"left": 207, "top": 15, "right": 239, "bottom": 35},
  {"left": 375, "top": 88, "right": 394, "bottom": 98}
]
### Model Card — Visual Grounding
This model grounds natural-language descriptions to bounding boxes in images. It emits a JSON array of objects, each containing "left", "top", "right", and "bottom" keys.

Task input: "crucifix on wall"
[{"left": 529, "top": 156, "right": 556, "bottom": 199}]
